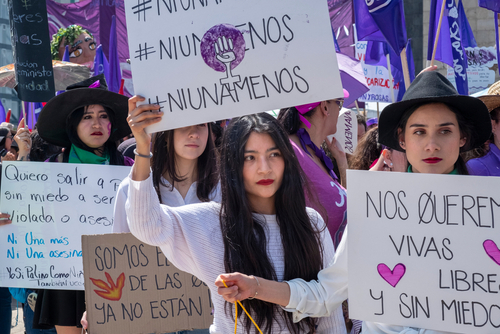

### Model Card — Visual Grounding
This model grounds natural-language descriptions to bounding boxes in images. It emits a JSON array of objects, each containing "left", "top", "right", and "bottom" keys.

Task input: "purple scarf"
[{"left": 296, "top": 128, "right": 338, "bottom": 180}]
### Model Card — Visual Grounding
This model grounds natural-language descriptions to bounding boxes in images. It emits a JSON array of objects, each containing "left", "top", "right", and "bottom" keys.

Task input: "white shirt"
[
  {"left": 113, "top": 176, "right": 221, "bottom": 233},
  {"left": 125, "top": 174, "right": 346, "bottom": 334},
  {"left": 284, "top": 228, "right": 457, "bottom": 334}
]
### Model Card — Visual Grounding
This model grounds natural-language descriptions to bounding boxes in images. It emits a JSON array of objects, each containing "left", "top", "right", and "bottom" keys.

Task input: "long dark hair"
[
  {"left": 66, "top": 105, "right": 124, "bottom": 165},
  {"left": 151, "top": 124, "right": 218, "bottom": 203},
  {"left": 277, "top": 107, "right": 317, "bottom": 135},
  {"left": 349, "top": 128, "right": 383, "bottom": 170},
  {"left": 219, "top": 113, "right": 323, "bottom": 334},
  {"left": 396, "top": 102, "right": 472, "bottom": 175}
]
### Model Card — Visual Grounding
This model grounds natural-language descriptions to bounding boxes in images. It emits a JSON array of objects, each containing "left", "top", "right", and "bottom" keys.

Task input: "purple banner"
[
  {"left": 46, "top": 0, "right": 129, "bottom": 62},
  {"left": 328, "top": 0, "right": 356, "bottom": 58}
]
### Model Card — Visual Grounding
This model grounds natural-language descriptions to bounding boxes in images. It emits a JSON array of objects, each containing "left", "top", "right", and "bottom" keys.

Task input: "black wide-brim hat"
[
  {"left": 378, "top": 72, "right": 491, "bottom": 152},
  {"left": 37, "top": 74, "right": 130, "bottom": 147}
]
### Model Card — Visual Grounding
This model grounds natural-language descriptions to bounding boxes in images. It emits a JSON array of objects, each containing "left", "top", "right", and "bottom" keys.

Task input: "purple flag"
[
  {"left": 446, "top": 0, "right": 469, "bottom": 95},
  {"left": 458, "top": 0, "right": 477, "bottom": 48},
  {"left": 365, "top": 41, "right": 403, "bottom": 84},
  {"left": 0, "top": 100, "right": 5, "bottom": 123},
  {"left": 478, "top": 0, "right": 500, "bottom": 12},
  {"left": 427, "top": 0, "right": 454, "bottom": 66},
  {"left": 62, "top": 45, "right": 70, "bottom": 62},
  {"left": 93, "top": 44, "right": 110, "bottom": 80},
  {"left": 108, "top": 15, "right": 122, "bottom": 93},
  {"left": 353, "top": 0, "right": 386, "bottom": 43},
  {"left": 366, "top": 0, "right": 408, "bottom": 54},
  {"left": 329, "top": 0, "right": 356, "bottom": 58}
]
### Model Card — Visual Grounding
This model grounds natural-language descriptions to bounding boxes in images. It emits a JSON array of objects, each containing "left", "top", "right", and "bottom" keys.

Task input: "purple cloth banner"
[
  {"left": 329, "top": 0, "right": 356, "bottom": 58},
  {"left": 46, "top": 0, "right": 129, "bottom": 63},
  {"left": 427, "top": 0, "right": 453, "bottom": 66},
  {"left": 353, "top": 0, "right": 386, "bottom": 43},
  {"left": 367, "top": 0, "right": 408, "bottom": 54},
  {"left": 446, "top": 0, "right": 469, "bottom": 95},
  {"left": 458, "top": 0, "right": 477, "bottom": 48},
  {"left": 478, "top": 0, "right": 500, "bottom": 12},
  {"left": 108, "top": 15, "right": 122, "bottom": 93},
  {"left": 0, "top": 100, "right": 5, "bottom": 123},
  {"left": 93, "top": 45, "right": 110, "bottom": 82}
]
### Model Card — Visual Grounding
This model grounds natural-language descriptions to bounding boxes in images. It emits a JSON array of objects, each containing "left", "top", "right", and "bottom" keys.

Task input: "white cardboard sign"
[
  {"left": 347, "top": 170, "right": 500, "bottom": 333},
  {"left": 328, "top": 109, "right": 357, "bottom": 155},
  {"left": 124, "top": 0, "right": 343, "bottom": 133},
  {"left": 355, "top": 41, "right": 400, "bottom": 103},
  {"left": 0, "top": 162, "right": 130, "bottom": 290}
]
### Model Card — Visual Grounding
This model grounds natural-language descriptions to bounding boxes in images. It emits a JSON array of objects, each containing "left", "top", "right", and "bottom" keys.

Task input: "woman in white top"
[
  {"left": 113, "top": 122, "right": 220, "bottom": 233},
  {"left": 124, "top": 95, "right": 346, "bottom": 334},
  {"left": 214, "top": 72, "right": 492, "bottom": 334}
]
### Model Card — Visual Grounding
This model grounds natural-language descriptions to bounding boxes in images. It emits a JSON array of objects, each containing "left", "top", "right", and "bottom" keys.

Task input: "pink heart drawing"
[
  {"left": 483, "top": 240, "right": 500, "bottom": 265},
  {"left": 377, "top": 263, "right": 406, "bottom": 287}
]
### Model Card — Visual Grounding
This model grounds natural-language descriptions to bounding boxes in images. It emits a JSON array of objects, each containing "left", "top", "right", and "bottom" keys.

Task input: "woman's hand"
[
  {"left": 215, "top": 273, "right": 258, "bottom": 303},
  {"left": 127, "top": 95, "right": 163, "bottom": 153},
  {"left": 15, "top": 118, "right": 31, "bottom": 161},
  {"left": 0, "top": 212, "right": 12, "bottom": 226},
  {"left": 81, "top": 311, "right": 88, "bottom": 330},
  {"left": 325, "top": 136, "right": 347, "bottom": 187},
  {"left": 418, "top": 65, "right": 438, "bottom": 77}
]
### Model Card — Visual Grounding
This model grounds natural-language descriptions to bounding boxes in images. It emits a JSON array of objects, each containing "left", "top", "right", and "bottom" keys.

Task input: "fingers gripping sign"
[{"left": 127, "top": 95, "right": 164, "bottom": 145}]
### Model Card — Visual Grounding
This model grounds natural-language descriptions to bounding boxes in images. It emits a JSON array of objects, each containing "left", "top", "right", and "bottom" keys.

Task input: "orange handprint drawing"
[{"left": 89, "top": 272, "right": 125, "bottom": 301}]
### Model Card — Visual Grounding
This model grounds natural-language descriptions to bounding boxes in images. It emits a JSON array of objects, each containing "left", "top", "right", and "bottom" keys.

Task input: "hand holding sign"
[{"left": 126, "top": 95, "right": 163, "bottom": 148}]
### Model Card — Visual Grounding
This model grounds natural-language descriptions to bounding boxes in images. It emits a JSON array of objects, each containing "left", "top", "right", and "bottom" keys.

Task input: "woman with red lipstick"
[
  {"left": 214, "top": 72, "right": 492, "bottom": 334},
  {"left": 277, "top": 91, "right": 349, "bottom": 248},
  {"left": 14, "top": 74, "right": 133, "bottom": 334},
  {"left": 123, "top": 102, "right": 346, "bottom": 333}
]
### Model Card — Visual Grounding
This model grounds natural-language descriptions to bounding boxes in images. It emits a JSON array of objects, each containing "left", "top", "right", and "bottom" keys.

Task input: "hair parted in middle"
[
  {"left": 219, "top": 112, "right": 324, "bottom": 334},
  {"left": 150, "top": 123, "right": 219, "bottom": 203}
]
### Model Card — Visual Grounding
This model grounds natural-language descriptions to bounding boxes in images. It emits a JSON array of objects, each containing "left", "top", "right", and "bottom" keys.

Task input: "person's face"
[
  {"left": 76, "top": 105, "right": 111, "bottom": 149},
  {"left": 357, "top": 123, "right": 366, "bottom": 142},
  {"left": 58, "top": 33, "right": 96, "bottom": 67},
  {"left": 492, "top": 111, "right": 500, "bottom": 145},
  {"left": 242, "top": 132, "right": 285, "bottom": 213},
  {"left": 400, "top": 103, "right": 465, "bottom": 174},
  {"left": 172, "top": 124, "right": 209, "bottom": 162},
  {"left": 324, "top": 99, "right": 343, "bottom": 135}
]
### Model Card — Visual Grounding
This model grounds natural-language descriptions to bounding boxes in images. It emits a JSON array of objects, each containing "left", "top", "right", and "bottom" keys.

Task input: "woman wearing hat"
[
  {"left": 14, "top": 74, "right": 133, "bottom": 333},
  {"left": 466, "top": 81, "right": 500, "bottom": 176},
  {"left": 277, "top": 90, "right": 349, "bottom": 248},
  {"left": 215, "top": 72, "right": 492, "bottom": 334}
]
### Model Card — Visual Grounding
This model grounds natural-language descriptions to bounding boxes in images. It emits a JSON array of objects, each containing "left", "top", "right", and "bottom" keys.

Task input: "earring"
[{"left": 390, "top": 162, "right": 394, "bottom": 167}]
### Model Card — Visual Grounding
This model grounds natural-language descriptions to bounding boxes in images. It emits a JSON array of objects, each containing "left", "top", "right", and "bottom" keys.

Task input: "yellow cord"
[{"left": 222, "top": 280, "right": 263, "bottom": 334}]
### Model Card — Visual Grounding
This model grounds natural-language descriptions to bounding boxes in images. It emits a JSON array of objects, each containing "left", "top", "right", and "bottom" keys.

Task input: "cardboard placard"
[
  {"left": 0, "top": 162, "right": 130, "bottom": 290},
  {"left": 355, "top": 41, "right": 400, "bottom": 103},
  {"left": 82, "top": 233, "right": 213, "bottom": 333},
  {"left": 8, "top": 0, "right": 55, "bottom": 102},
  {"left": 124, "top": 0, "right": 342, "bottom": 133},
  {"left": 327, "top": 109, "right": 357, "bottom": 155},
  {"left": 347, "top": 170, "right": 500, "bottom": 333}
]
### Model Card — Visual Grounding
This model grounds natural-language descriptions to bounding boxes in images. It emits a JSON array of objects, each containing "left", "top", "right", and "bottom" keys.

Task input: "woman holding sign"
[
  {"left": 125, "top": 100, "right": 346, "bottom": 333},
  {"left": 14, "top": 74, "right": 133, "bottom": 333},
  {"left": 215, "top": 72, "right": 492, "bottom": 334}
]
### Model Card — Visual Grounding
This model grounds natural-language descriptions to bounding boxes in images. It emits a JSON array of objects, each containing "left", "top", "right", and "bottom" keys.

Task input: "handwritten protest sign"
[
  {"left": 355, "top": 41, "right": 400, "bottom": 103},
  {"left": 347, "top": 170, "right": 500, "bottom": 333},
  {"left": 0, "top": 162, "right": 130, "bottom": 290},
  {"left": 124, "top": 0, "right": 342, "bottom": 133},
  {"left": 82, "top": 233, "right": 213, "bottom": 333},
  {"left": 8, "top": 0, "right": 55, "bottom": 101},
  {"left": 447, "top": 46, "right": 497, "bottom": 95},
  {"left": 327, "top": 109, "right": 357, "bottom": 155}
]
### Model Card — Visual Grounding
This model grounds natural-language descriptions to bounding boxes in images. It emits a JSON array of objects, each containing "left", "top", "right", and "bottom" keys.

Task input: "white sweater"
[
  {"left": 125, "top": 174, "right": 346, "bottom": 334},
  {"left": 113, "top": 176, "right": 221, "bottom": 233}
]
